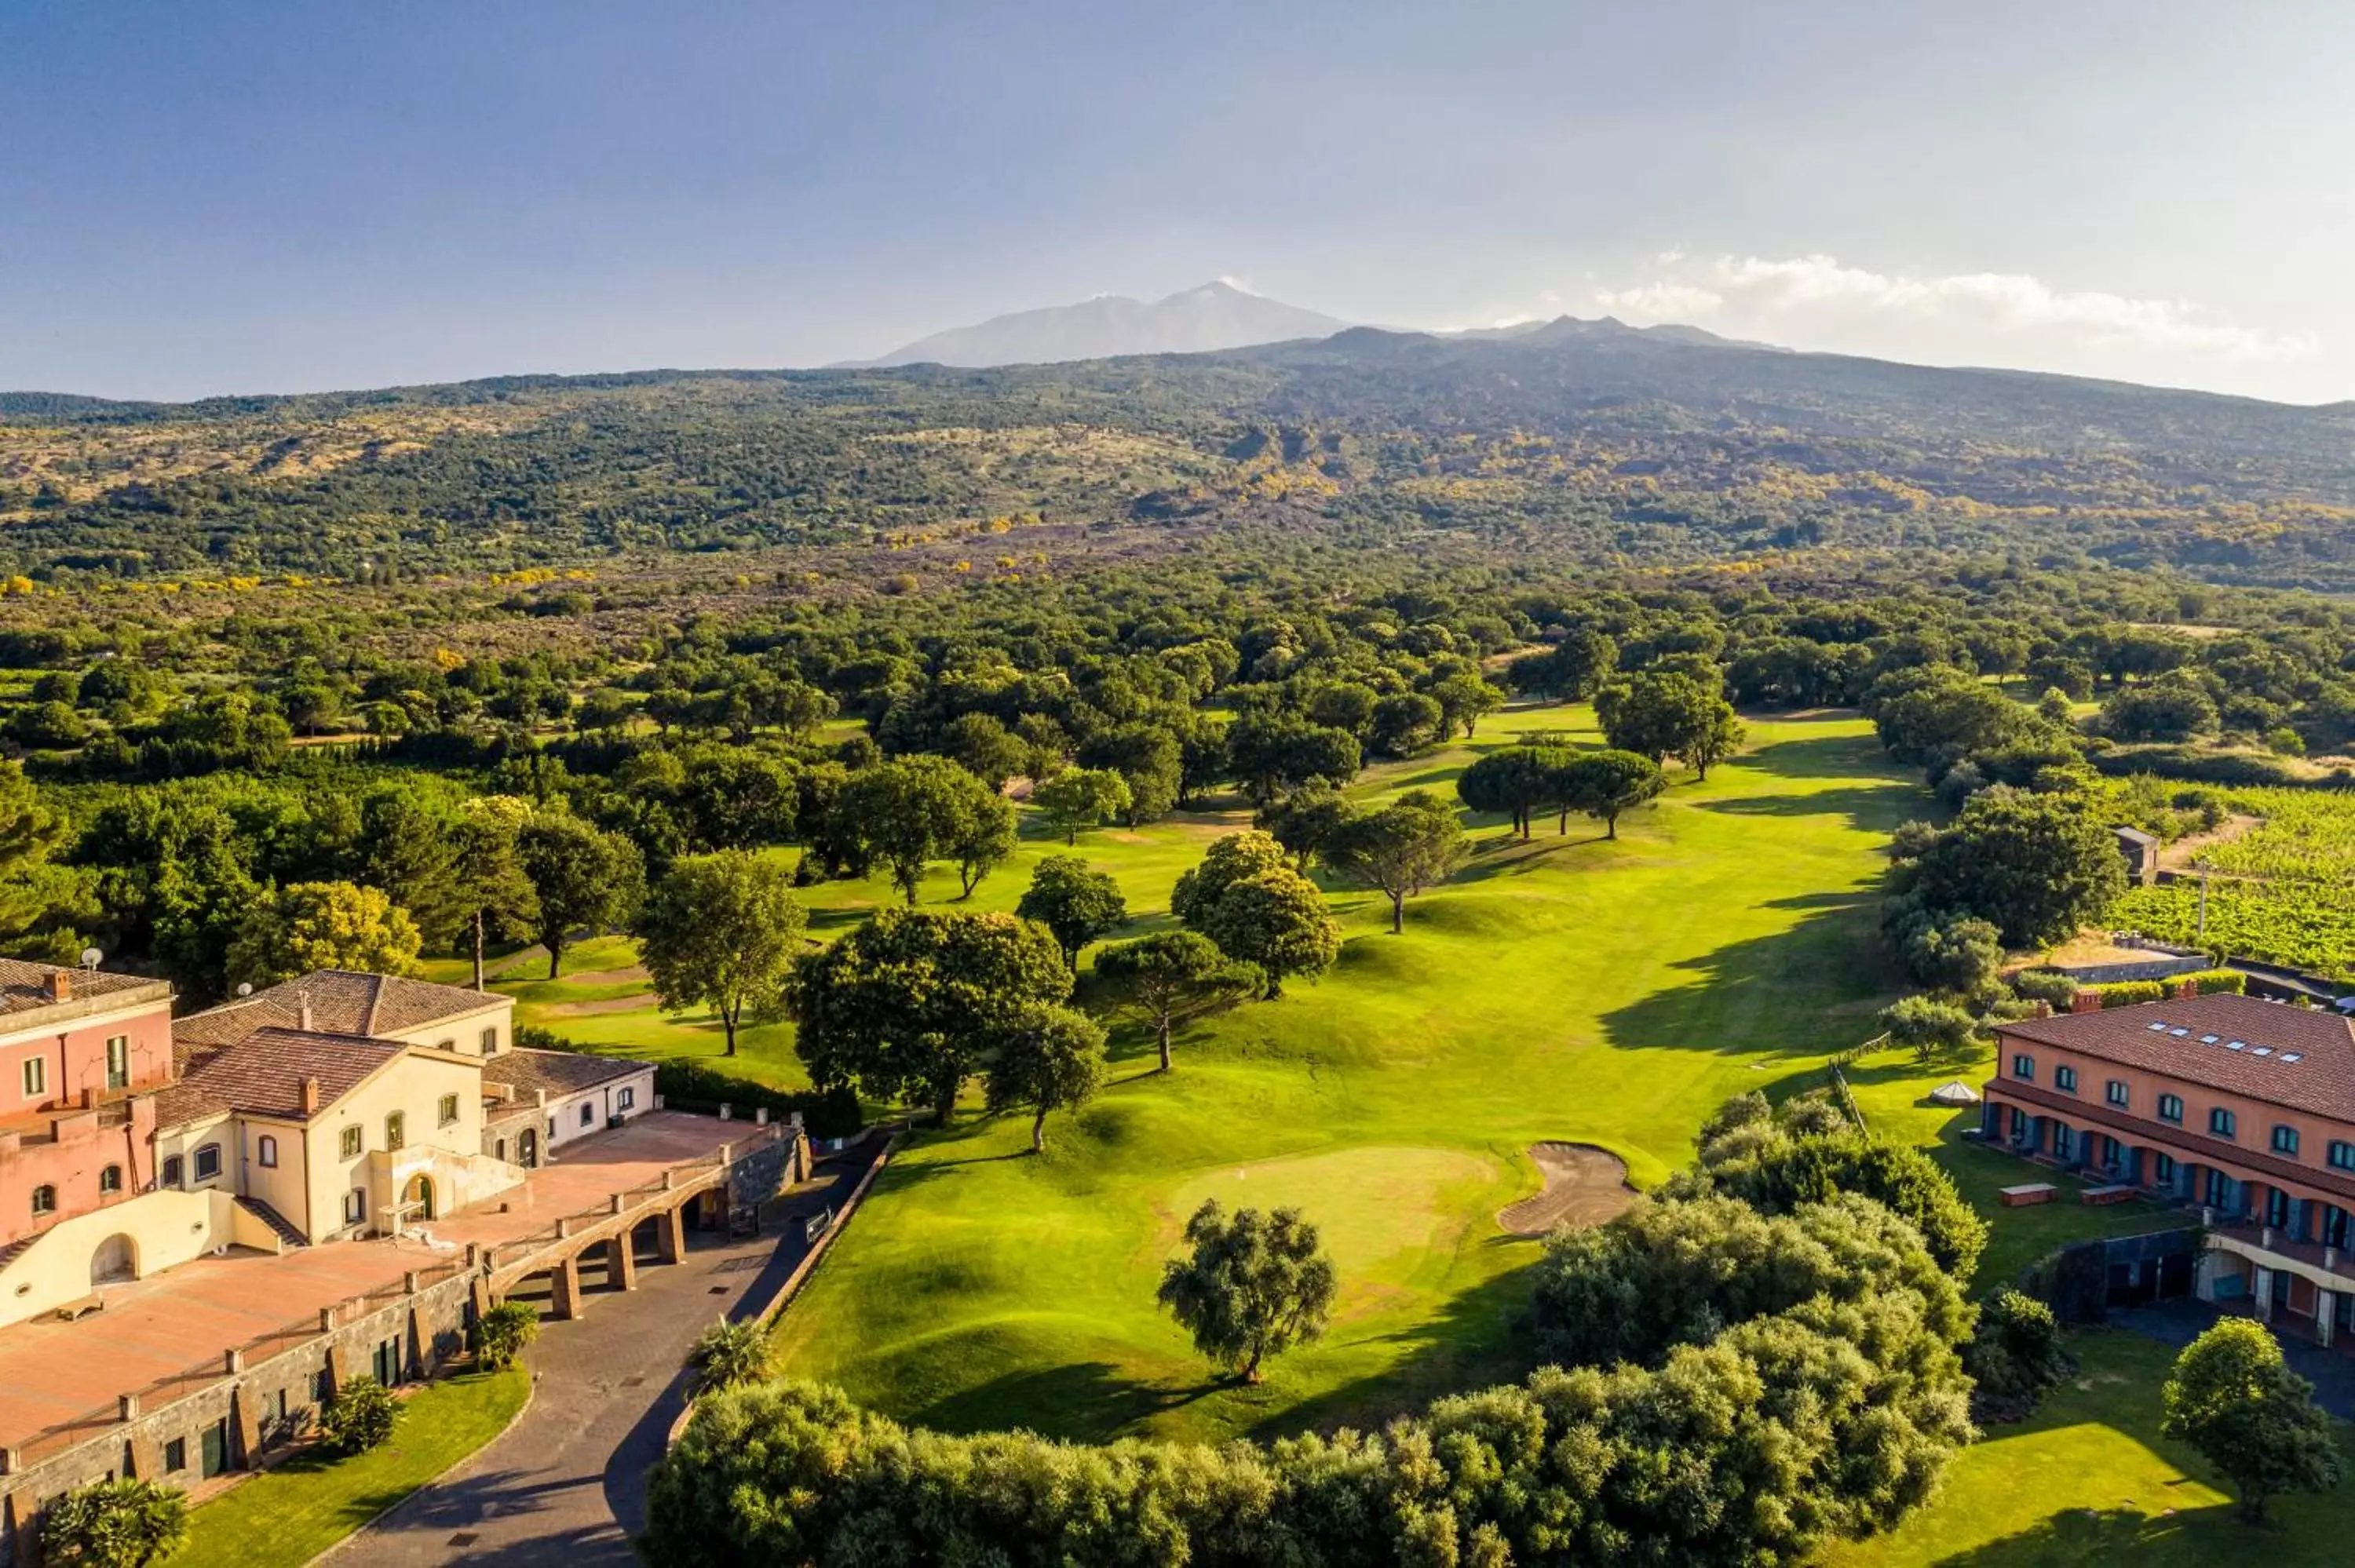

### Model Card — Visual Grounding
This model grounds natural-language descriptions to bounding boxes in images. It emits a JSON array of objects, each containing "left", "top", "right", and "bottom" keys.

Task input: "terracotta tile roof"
[
  {"left": 174, "top": 971, "right": 502, "bottom": 1064},
  {"left": 156, "top": 1026, "right": 403, "bottom": 1125},
  {"left": 0, "top": 958, "right": 170, "bottom": 1023},
  {"left": 1995, "top": 994, "right": 2355, "bottom": 1122},
  {"left": 482, "top": 1048, "right": 646, "bottom": 1100}
]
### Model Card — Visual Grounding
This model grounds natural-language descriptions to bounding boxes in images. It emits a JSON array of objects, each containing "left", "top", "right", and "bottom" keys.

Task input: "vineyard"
[{"left": 2106, "top": 786, "right": 2355, "bottom": 979}]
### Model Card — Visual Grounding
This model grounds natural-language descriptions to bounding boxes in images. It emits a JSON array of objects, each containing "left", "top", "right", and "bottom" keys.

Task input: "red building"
[
  {"left": 1983, "top": 990, "right": 2355, "bottom": 1343},
  {"left": 0, "top": 961, "right": 177, "bottom": 1253}
]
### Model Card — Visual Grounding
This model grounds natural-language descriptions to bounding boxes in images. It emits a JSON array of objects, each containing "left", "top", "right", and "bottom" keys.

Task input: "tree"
[
  {"left": 1174, "top": 836, "right": 1340, "bottom": 995},
  {"left": 1879, "top": 994, "right": 1982, "bottom": 1063},
  {"left": 942, "top": 712, "right": 1028, "bottom": 791},
  {"left": 1076, "top": 722, "right": 1182, "bottom": 824},
  {"left": 1169, "top": 830, "right": 1291, "bottom": 927},
  {"left": 38, "top": 1479, "right": 186, "bottom": 1568},
  {"left": 688, "top": 1320, "right": 773, "bottom": 1395},
  {"left": 1901, "top": 787, "right": 2126, "bottom": 948},
  {"left": 1559, "top": 749, "right": 1666, "bottom": 837},
  {"left": 2102, "top": 671, "right": 2221, "bottom": 742},
  {"left": 227, "top": 881, "right": 422, "bottom": 990},
  {"left": 1156, "top": 1200, "right": 1337, "bottom": 1382},
  {"left": 984, "top": 1003, "right": 1107, "bottom": 1151},
  {"left": 1965, "top": 1289, "right": 2070, "bottom": 1422},
  {"left": 1260, "top": 783, "right": 1355, "bottom": 870},
  {"left": 473, "top": 1300, "right": 540, "bottom": 1371},
  {"left": 1093, "top": 931, "right": 1260, "bottom": 1071},
  {"left": 320, "top": 1376, "right": 400, "bottom": 1454},
  {"left": 1508, "top": 627, "right": 1619, "bottom": 700},
  {"left": 1597, "top": 670, "right": 1744, "bottom": 777},
  {"left": 1427, "top": 671, "right": 1505, "bottom": 738},
  {"left": 518, "top": 814, "right": 646, "bottom": 978},
  {"left": 1014, "top": 854, "right": 1127, "bottom": 969},
  {"left": 1325, "top": 789, "right": 1466, "bottom": 933},
  {"left": 352, "top": 784, "right": 462, "bottom": 946},
  {"left": 641, "top": 851, "right": 807, "bottom": 1056},
  {"left": 1223, "top": 714, "right": 1360, "bottom": 805},
  {"left": 449, "top": 803, "right": 538, "bottom": 990},
  {"left": 1366, "top": 691, "right": 1445, "bottom": 757},
  {"left": 841, "top": 756, "right": 1013, "bottom": 904},
  {"left": 790, "top": 908, "right": 1071, "bottom": 1121},
  {"left": 1456, "top": 745, "right": 1572, "bottom": 840},
  {"left": 1031, "top": 767, "right": 1133, "bottom": 844},
  {"left": 2161, "top": 1318, "right": 2343, "bottom": 1522},
  {"left": 7, "top": 699, "right": 87, "bottom": 750}
]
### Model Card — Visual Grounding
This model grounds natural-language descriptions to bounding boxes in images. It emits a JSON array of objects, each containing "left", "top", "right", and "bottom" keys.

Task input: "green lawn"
[
  {"left": 1824, "top": 1330, "right": 2355, "bottom": 1566},
  {"left": 771, "top": 707, "right": 1945, "bottom": 1442},
  {"left": 172, "top": 1368, "right": 529, "bottom": 1567}
]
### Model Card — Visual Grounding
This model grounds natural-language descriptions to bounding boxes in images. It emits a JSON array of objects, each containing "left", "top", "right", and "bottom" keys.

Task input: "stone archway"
[
  {"left": 401, "top": 1172, "right": 436, "bottom": 1222},
  {"left": 90, "top": 1233, "right": 138, "bottom": 1285}
]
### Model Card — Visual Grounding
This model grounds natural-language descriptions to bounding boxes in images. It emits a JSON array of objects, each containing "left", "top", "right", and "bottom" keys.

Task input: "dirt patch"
[
  {"left": 1498, "top": 1143, "right": 1638, "bottom": 1237},
  {"left": 560, "top": 965, "right": 650, "bottom": 988},
  {"left": 544, "top": 995, "right": 659, "bottom": 1017},
  {"left": 2158, "top": 813, "right": 2262, "bottom": 873}
]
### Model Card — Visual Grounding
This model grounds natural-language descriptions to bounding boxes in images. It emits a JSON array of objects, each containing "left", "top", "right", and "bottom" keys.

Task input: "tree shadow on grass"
[
  {"left": 1693, "top": 784, "right": 1920, "bottom": 833},
  {"left": 1736, "top": 731, "right": 1917, "bottom": 787},
  {"left": 1595, "top": 893, "right": 1904, "bottom": 1066},
  {"left": 1929, "top": 1503, "right": 2233, "bottom": 1565},
  {"left": 909, "top": 1360, "right": 1225, "bottom": 1443},
  {"left": 1245, "top": 1256, "right": 1546, "bottom": 1443}
]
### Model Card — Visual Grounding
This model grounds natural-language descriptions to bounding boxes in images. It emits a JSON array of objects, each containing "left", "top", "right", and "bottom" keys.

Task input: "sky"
[{"left": 5, "top": 1, "right": 2352, "bottom": 403}]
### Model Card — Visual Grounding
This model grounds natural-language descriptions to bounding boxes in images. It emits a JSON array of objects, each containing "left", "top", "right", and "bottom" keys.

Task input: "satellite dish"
[
  {"left": 78, "top": 947, "right": 102, "bottom": 971},
  {"left": 236, "top": 982, "right": 254, "bottom": 997}
]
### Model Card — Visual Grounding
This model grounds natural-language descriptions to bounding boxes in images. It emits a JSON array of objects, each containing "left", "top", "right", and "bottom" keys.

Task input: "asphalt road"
[{"left": 330, "top": 1147, "right": 876, "bottom": 1566}]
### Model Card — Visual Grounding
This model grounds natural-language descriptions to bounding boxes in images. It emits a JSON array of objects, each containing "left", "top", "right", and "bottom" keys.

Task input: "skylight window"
[
  {"left": 2283, "top": 1052, "right": 2304, "bottom": 1063},
  {"left": 2251, "top": 1046, "right": 2273, "bottom": 1056},
  {"left": 2225, "top": 1041, "right": 2247, "bottom": 1051},
  {"left": 2169, "top": 1028, "right": 2190, "bottom": 1037},
  {"left": 2147, "top": 1022, "right": 2169, "bottom": 1032},
  {"left": 2200, "top": 1034, "right": 2220, "bottom": 1044}
]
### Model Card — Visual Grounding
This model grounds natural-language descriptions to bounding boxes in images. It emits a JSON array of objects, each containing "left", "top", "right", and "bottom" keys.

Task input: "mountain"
[{"left": 842, "top": 280, "right": 1349, "bottom": 368}]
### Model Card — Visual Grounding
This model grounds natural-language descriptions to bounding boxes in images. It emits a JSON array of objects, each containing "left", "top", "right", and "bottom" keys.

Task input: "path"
[{"left": 334, "top": 1144, "right": 880, "bottom": 1566}]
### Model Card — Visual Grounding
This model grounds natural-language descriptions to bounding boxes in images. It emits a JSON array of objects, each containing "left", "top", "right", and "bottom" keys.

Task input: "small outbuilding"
[
  {"left": 1926, "top": 1080, "right": 1982, "bottom": 1108},
  {"left": 2112, "top": 826, "right": 2160, "bottom": 886}
]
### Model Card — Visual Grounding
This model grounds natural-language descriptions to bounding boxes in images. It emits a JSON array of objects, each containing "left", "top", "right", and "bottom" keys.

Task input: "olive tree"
[{"left": 1156, "top": 1200, "right": 1337, "bottom": 1383}]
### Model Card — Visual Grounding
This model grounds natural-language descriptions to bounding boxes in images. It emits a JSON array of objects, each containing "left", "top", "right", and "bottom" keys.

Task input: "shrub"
[
  {"left": 1879, "top": 994, "right": 1982, "bottom": 1063},
  {"left": 687, "top": 1319, "right": 773, "bottom": 1395},
  {"left": 2162, "top": 1318, "right": 2343, "bottom": 1522},
  {"left": 319, "top": 1376, "right": 399, "bottom": 1455},
  {"left": 1965, "top": 1289, "right": 2072, "bottom": 1423},
  {"left": 39, "top": 1478, "right": 187, "bottom": 1567},
  {"left": 2172, "top": 968, "right": 2247, "bottom": 995},
  {"left": 473, "top": 1300, "right": 540, "bottom": 1371},
  {"left": 2085, "top": 979, "right": 2164, "bottom": 1008},
  {"left": 652, "top": 1061, "right": 864, "bottom": 1139},
  {"left": 2008, "top": 968, "right": 2079, "bottom": 1006}
]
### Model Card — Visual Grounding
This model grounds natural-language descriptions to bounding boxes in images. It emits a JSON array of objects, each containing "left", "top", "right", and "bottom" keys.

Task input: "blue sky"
[{"left": 5, "top": 2, "right": 2350, "bottom": 401}]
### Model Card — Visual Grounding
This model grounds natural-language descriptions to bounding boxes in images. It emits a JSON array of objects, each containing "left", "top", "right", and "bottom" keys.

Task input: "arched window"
[
  {"left": 257, "top": 1134, "right": 279, "bottom": 1169},
  {"left": 99, "top": 1165, "right": 123, "bottom": 1194},
  {"left": 385, "top": 1112, "right": 405, "bottom": 1151},
  {"left": 31, "top": 1184, "right": 56, "bottom": 1216}
]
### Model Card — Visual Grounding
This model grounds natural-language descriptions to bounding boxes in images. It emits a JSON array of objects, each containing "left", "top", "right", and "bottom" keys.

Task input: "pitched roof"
[
  {"left": 0, "top": 957, "right": 170, "bottom": 1024},
  {"left": 156, "top": 1027, "right": 404, "bottom": 1125},
  {"left": 175, "top": 971, "right": 502, "bottom": 1063},
  {"left": 1995, "top": 994, "right": 2355, "bottom": 1121},
  {"left": 482, "top": 1048, "right": 646, "bottom": 1100}
]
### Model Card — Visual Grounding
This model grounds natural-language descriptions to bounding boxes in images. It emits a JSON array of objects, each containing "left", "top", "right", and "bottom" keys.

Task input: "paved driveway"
[{"left": 332, "top": 1147, "right": 875, "bottom": 1566}]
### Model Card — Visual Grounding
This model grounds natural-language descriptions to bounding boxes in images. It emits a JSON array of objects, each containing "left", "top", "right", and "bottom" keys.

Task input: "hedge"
[
  {"left": 512, "top": 1026, "right": 865, "bottom": 1139},
  {"left": 2085, "top": 979, "right": 2164, "bottom": 1007},
  {"left": 2083, "top": 970, "right": 2246, "bottom": 1008}
]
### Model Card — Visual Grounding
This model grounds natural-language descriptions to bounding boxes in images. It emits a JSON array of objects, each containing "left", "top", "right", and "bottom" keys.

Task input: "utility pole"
[{"left": 2196, "top": 867, "right": 2209, "bottom": 945}]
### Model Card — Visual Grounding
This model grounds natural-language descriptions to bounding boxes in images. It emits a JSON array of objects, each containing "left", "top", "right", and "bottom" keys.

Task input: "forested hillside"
[{"left": 7, "top": 321, "right": 2355, "bottom": 585}]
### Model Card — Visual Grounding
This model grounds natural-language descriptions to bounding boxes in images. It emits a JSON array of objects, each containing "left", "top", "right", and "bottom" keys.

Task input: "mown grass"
[{"left": 172, "top": 1368, "right": 529, "bottom": 1568}]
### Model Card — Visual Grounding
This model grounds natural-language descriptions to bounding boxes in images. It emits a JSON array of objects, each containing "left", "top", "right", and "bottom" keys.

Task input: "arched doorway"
[
  {"left": 90, "top": 1234, "right": 138, "bottom": 1285},
  {"left": 400, "top": 1173, "right": 436, "bottom": 1222},
  {"left": 517, "top": 1129, "right": 539, "bottom": 1169}
]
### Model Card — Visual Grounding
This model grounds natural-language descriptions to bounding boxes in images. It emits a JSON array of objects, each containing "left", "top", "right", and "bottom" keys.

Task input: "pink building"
[{"left": 0, "top": 961, "right": 177, "bottom": 1254}]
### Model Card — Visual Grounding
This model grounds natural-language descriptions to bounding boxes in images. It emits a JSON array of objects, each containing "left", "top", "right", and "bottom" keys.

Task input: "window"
[
  {"left": 438, "top": 1093, "right": 459, "bottom": 1128},
  {"left": 618, "top": 1086, "right": 635, "bottom": 1112},
  {"left": 2210, "top": 1107, "right": 2236, "bottom": 1140},
  {"left": 2054, "top": 1125, "right": 2076, "bottom": 1161},
  {"left": 162, "top": 1154, "right": 183, "bottom": 1187},
  {"left": 104, "top": 1034, "right": 130, "bottom": 1091},
  {"left": 384, "top": 1112, "right": 404, "bottom": 1152},
  {"left": 163, "top": 1437, "right": 187, "bottom": 1473},
  {"left": 436, "top": 1038, "right": 455, "bottom": 1054},
  {"left": 2105, "top": 1079, "right": 2129, "bottom": 1108},
  {"left": 546, "top": 1118, "right": 556, "bottom": 1140},
  {"left": 2266, "top": 1187, "right": 2291, "bottom": 1228},
  {"left": 312, "top": 1368, "right": 333, "bottom": 1404},
  {"left": 257, "top": 1134, "right": 278, "bottom": 1169},
  {"left": 480, "top": 1026, "right": 498, "bottom": 1054},
  {"left": 579, "top": 1102, "right": 594, "bottom": 1127},
  {"left": 2158, "top": 1094, "right": 2184, "bottom": 1125},
  {"left": 2054, "top": 1065, "right": 2078, "bottom": 1092},
  {"left": 343, "top": 1187, "right": 367, "bottom": 1226},
  {"left": 340, "top": 1125, "right": 363, "bottom": 1160},
  {"left": 2011, "top": 1054, "right": 2035, "bottom": 1081},
  {"left": 99, "top": 1164, "right": 122, "bottom": 1194},
  {"left": 31, "top": 1183, "right": 55, "bottom": 1216},
  {"left": 2331, "top": 1141, "right": 2355, "bottom": 1172},
  {"left": 20, "top": 1056, "right": 44, "bottom": 1098},
  {"left": 2154, "top": 1153, "right": 2177, "bottom": 1183},
  {"left": 2273, "top": 1125, "right": 2301, "bottom": 1156},
  {"left": 193, "top": 1143, "right": 221, "bottom": 1180}
]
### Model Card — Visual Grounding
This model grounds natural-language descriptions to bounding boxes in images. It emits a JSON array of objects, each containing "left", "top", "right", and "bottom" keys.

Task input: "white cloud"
[{"left": 1590, "top": 251, "right": 2317, "bottom": 366}]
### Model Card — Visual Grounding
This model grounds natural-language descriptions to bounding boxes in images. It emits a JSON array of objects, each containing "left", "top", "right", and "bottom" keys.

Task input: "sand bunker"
[{"left": 1498, "top": 1143, "right": 1638, "bottom": 1237}]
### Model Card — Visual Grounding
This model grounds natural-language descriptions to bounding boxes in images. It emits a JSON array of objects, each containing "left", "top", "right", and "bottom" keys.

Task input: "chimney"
[
  {"left": 2070, "top": 990, "right": 2104, "bottom": 1014},
  {"left": 300, "top": 1078, "right": 321, "bottom": 1114},
  {"left": 45, "top": 969, "right": 71, "bottom": 1003},
  {"left": 2171, "top": 979, "right": 2200, "bottom": 1001},
  {"left": 298, "top": 996, "right": 314, "bottom": 1032}
]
